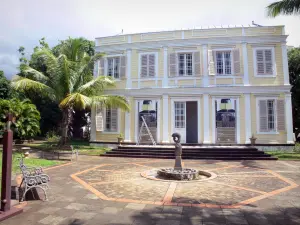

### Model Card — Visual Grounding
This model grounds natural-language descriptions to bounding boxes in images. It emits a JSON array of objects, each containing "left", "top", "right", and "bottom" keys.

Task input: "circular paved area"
[{"left": 71, "top": 159, "right": 298, "bottom": 209}]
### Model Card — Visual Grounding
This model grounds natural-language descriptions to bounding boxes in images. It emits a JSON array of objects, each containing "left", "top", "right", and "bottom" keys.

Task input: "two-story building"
[{"left": 90, "top": 25, "right": 294, "bottom": 146}]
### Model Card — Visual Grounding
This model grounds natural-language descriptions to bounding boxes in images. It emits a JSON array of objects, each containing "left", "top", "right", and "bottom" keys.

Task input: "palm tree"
[
  {"left": 11, "top": 38, "right": 129, "bottom": 145},
  {"left": 267, "top": 0, "right": 300, "bottom": 17}
]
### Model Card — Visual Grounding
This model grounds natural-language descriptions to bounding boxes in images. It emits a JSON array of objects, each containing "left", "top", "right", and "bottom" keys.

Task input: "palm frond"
[
  {"left": 11, "top": 76, "right": 56, "bottom": 100},
  {"left": 77, "top": 76, "right": 115, "bottom": 95},
  {"left": 22, "top": 66, "right": 49, "bottom": 83},
  {"left": 267, "top": 0, "right": 300, "bottom": 17},
  {"left": 59, "top": 93, "right": 91, "bottom": 110},
  {"left": 57, "top": 54, "right": 71, "bottom": 95},
  {"left": 91, "top": 95, "right": 129, "bottom": 111},
  {"left": 33, "top": 48, "right": 58, "bottom": 76}
]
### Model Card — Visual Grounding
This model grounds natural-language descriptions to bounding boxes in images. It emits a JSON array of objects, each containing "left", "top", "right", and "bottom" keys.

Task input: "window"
[
  {"left": 175, "top": 102, "right": 185, "bottom": 128},
  {"left": 258, "top": 99, "right": 276, "bottom": 133},
  {"left": 254, "top": 48, "right": 275, "bottom": 76},
  {"left": 107, "top": 57, "right": 120, "bottom": 79},
  {"left": 140, "top": 54, "right": 156, "bottom": 77},
  {"left": 216, "top": 51, "right": 232, "bottom": 75},
  {"left": 105, "top": 108, "right": 118, "bottom": 132},
  {"left": 178, "top": 53, "right": 193, "bottom": 76}
]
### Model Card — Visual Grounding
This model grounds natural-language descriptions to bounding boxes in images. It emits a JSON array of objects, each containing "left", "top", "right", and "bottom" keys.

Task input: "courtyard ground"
[{"left": 2, "top": 156, "right": 300, "bottom": 225}]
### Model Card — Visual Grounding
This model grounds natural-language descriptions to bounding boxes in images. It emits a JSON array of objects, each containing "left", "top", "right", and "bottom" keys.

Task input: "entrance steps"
[{"left": 100, "top": 145, "right": 277, "bottom": 160}]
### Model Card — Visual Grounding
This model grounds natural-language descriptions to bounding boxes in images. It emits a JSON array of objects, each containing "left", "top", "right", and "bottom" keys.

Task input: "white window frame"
[
  {"left": 177, "top": 52, "right": 194, "bottom": 76},
  {"left": 103, "top": 107, "right": 120, "bottom": 134},
  {"left": 253, "top": 47, "right": 276, "bottom": 77},
  {"left": 256, "top": 97, "right": 279, "bottom": 134},
  {"left": 104, "top": 54, "right": 122, "bottom": 80},
  {"left": 213, "top": 48, "right": 234, "bottom": 76},
  {"left": 138, "top": 52, "right": 158, "bottom": 78}
]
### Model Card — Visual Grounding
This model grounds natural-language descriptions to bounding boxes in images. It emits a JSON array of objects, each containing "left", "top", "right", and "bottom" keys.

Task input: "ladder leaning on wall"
[{"left": 137, "top": 116, "right": 156, "bottom": 145}]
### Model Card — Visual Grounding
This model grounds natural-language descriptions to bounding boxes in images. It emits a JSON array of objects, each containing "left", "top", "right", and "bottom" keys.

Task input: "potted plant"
[
  {"left": 117, "top": 133, "right": 124, "bottom": 144},
  {"left": 249, "top": 134, "right": 257, "bottom": 146}
]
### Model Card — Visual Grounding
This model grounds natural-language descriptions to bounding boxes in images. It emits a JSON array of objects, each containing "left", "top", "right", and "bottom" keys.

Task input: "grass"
[
  {"left": 267, "top": 152, "right": 300, "bottom": 160},
  {"left": 0, "top": 151, "right": 63, "bottom": 175},
  {"left": 25, "top": 140, "right": 111, "bottom": 156}
]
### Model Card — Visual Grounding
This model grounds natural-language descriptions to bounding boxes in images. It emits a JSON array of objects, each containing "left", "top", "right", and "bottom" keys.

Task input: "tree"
[
  {"left": 0, "top": 70, "right": 11, "bottom": 99},
  {"left": 0, "top": 99, "right": 40, "bottom": 140},
  {"left": 267, "top": 0, "right": 300, "bottom": 17},
  {"left": 288, "top": 47, "right": 300, "bottom": 141},
  {"left": 11, "top": 38, "right": 129, "bottom": 145}
]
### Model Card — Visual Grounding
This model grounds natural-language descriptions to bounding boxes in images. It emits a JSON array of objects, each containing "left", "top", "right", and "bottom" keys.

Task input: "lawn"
[
  {"left": 25, "top": 140, "right": 111, "bottom": 156},
  {"left": 267, "top": 152, "right": 300, "bottom": 160},
  {"left": 0, "top": 151, "right": 63, "bottom": 176}
]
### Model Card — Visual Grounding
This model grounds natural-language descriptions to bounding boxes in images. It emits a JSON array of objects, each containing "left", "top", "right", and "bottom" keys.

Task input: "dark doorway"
[{"left": 186, "top": 101, "right": 198, "bottom": 143}]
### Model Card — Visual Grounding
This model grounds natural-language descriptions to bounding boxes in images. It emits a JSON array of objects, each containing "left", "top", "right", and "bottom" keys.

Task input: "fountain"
[{"left": 141, "top": 133, "right": 216, "bottom": 181}]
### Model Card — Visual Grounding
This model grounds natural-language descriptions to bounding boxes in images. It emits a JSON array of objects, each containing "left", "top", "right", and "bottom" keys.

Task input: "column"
[
  {"left": 281, "top": 43, "right": 290, "bottom": 85},
  {"left": 244, "top": 94, "right": 252, "bottom": 144},
  {"left": 124, "top": 97, "right": 131, "bottom": 142},
  {"left": 163, "top": 47, "right": 168, "bottom": 87},
  {"left": 202, "top": 45, "right": 209, "bottom": 87},
  {"left": 285, "top": 93, "right": 294, "bottom": 143},
  {"left": 203, "top": 94, "right": 210, "bottom": 144},
  {"left": 242, "top": 43, "right": 250, "bottom": 86},
  {"left": 90, "top": 106, "right": 96, "bottom": 142},
  {"left": 126, "top": 49, "right": 132, "bottom": 88},
  {"left": 162, "top": 95, "right": 169, "bottom": 143}
]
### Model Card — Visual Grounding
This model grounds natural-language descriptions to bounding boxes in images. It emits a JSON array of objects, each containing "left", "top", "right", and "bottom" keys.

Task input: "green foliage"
[
  {"left": 45, "top": 130, "right": 60, "bottom": 142},
  {"left": 0, "top": 70, "right": 11, "bottom": 99},
  {"left": 267, "top": 0, "right": 300, "bottom": 17},
  {"left": 288, "top": 47, "right": 300, "bottom": 141},
  {"left": 12, "top": 37, "right": 129, "bottom": 143},
  {"left": 0, "top": 99, "right": 40, "bottom": 139}
]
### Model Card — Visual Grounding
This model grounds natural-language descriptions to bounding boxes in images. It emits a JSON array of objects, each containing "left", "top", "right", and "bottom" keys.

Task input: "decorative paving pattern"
[{"left": 70, "top": 160, "right": 299, "bottom": 209}]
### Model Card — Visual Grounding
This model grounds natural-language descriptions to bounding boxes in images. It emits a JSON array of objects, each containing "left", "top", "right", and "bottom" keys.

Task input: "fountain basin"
[
  {"left": 141, "top": 168, "right": 216, "bottom": 182},
  {"left": 157, "top": 168, "right": 199, "bottom": 180}
]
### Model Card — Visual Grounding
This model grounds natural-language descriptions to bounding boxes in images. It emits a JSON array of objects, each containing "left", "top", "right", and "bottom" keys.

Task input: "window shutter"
[
  {"left": 96, "top": 106, "right": 103, "bottom": 132},
  {"left": 120, "top": 56, "right": 126, "bottom": 79},
  {"left": 259, "top": 100, "right": 268, "bottom": 132},
  {"left": 208, "top": 50, "right": 215, "bottom": 75},
  {"left": 277, "top": 99, "right": 285, "bottom": 131},
  {"left": 99, "top": 59, "right": 105, "bottom": 76},
  {"left": 256, "top": 50, "right": 265, "bottom": 75},
  {"left": 233, "top": 49, "right": 240, "bottom": 75},
  {"left": 265, "top": 50, "right": 273, "bottom": 75},
  {"left": 194, "top": 51, "right": 201, "bottom": 76},
  {"left": 111, "top": 108, "right": 118, "bottom": 131},
  {"left": 141, "top": 54, "right": 148, "bottom": 77},
  {"left": 169, "top": 53, "right": 177, "bottom": 77},
  {"left": 148, "top": 54, "right": 155, "bottom": 77}
]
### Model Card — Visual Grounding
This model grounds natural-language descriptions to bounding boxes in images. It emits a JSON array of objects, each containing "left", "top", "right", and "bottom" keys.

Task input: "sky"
[{"left": 0, "top": 0, "right": 299, "bottom": 79}]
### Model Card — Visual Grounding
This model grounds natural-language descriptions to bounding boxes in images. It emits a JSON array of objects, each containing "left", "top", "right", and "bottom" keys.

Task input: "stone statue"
[{"left": 172, "top": 133, "right": 183, "bottom": 170}]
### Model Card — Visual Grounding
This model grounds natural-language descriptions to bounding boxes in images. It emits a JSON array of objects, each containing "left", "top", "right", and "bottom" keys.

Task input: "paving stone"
[
  {"left": 38, "top": 215, "right": 65, "bottom": 225},
  {"left": 71, "top": 211, "right": 97, "bottom": 220},
  {"left": 100, "top": 206, "right": 120, "bottom": 214},
  {"left": 65, "top": 202, "right": 89, "bottom": 210},
  {"left": 38, "top": 206, "right": 61, "bottom": 214},
  {"left": 163, "top": 206, "right": 183, "bottom": 214},
  {"left": 84, "top": 193, "right": 99, "bottom": 200},
  {"left": 225, "top": 215, "right": 249, "bottom": 225},
  {"left": 125, "top": 203, "right": 146, "bottom": 210},
  {"left": 155, "top": 219, "right": 181, "bottom": 225}
]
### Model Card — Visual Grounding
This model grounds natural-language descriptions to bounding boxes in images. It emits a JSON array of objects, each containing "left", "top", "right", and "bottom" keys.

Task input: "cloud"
[{"left": 0, "top": 0, "right": 299, "bottom": 79}]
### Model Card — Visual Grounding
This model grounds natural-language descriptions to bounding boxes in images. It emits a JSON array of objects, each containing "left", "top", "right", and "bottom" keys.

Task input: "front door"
[
  {"left": 186, "top": 101, "right": 198, "bottom": 143},
  {"left": 174, "top": 102, "right": 186, "bottom": 143},
  {"left": 137, "top": 100, "right": 158, "bottom": 144},
  {"left": 215, "top": 98, "right": 236, "bottom": 144}
]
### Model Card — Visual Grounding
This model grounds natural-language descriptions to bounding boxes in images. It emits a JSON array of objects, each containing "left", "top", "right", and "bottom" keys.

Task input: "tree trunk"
[{"left": 59, "top": 108, "right": 72, "bottom": 146}]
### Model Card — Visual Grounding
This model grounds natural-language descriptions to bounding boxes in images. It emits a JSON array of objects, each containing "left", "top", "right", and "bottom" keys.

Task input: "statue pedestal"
[{"left": 174, "top": 156, "right": 183, "bottom": 171}]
